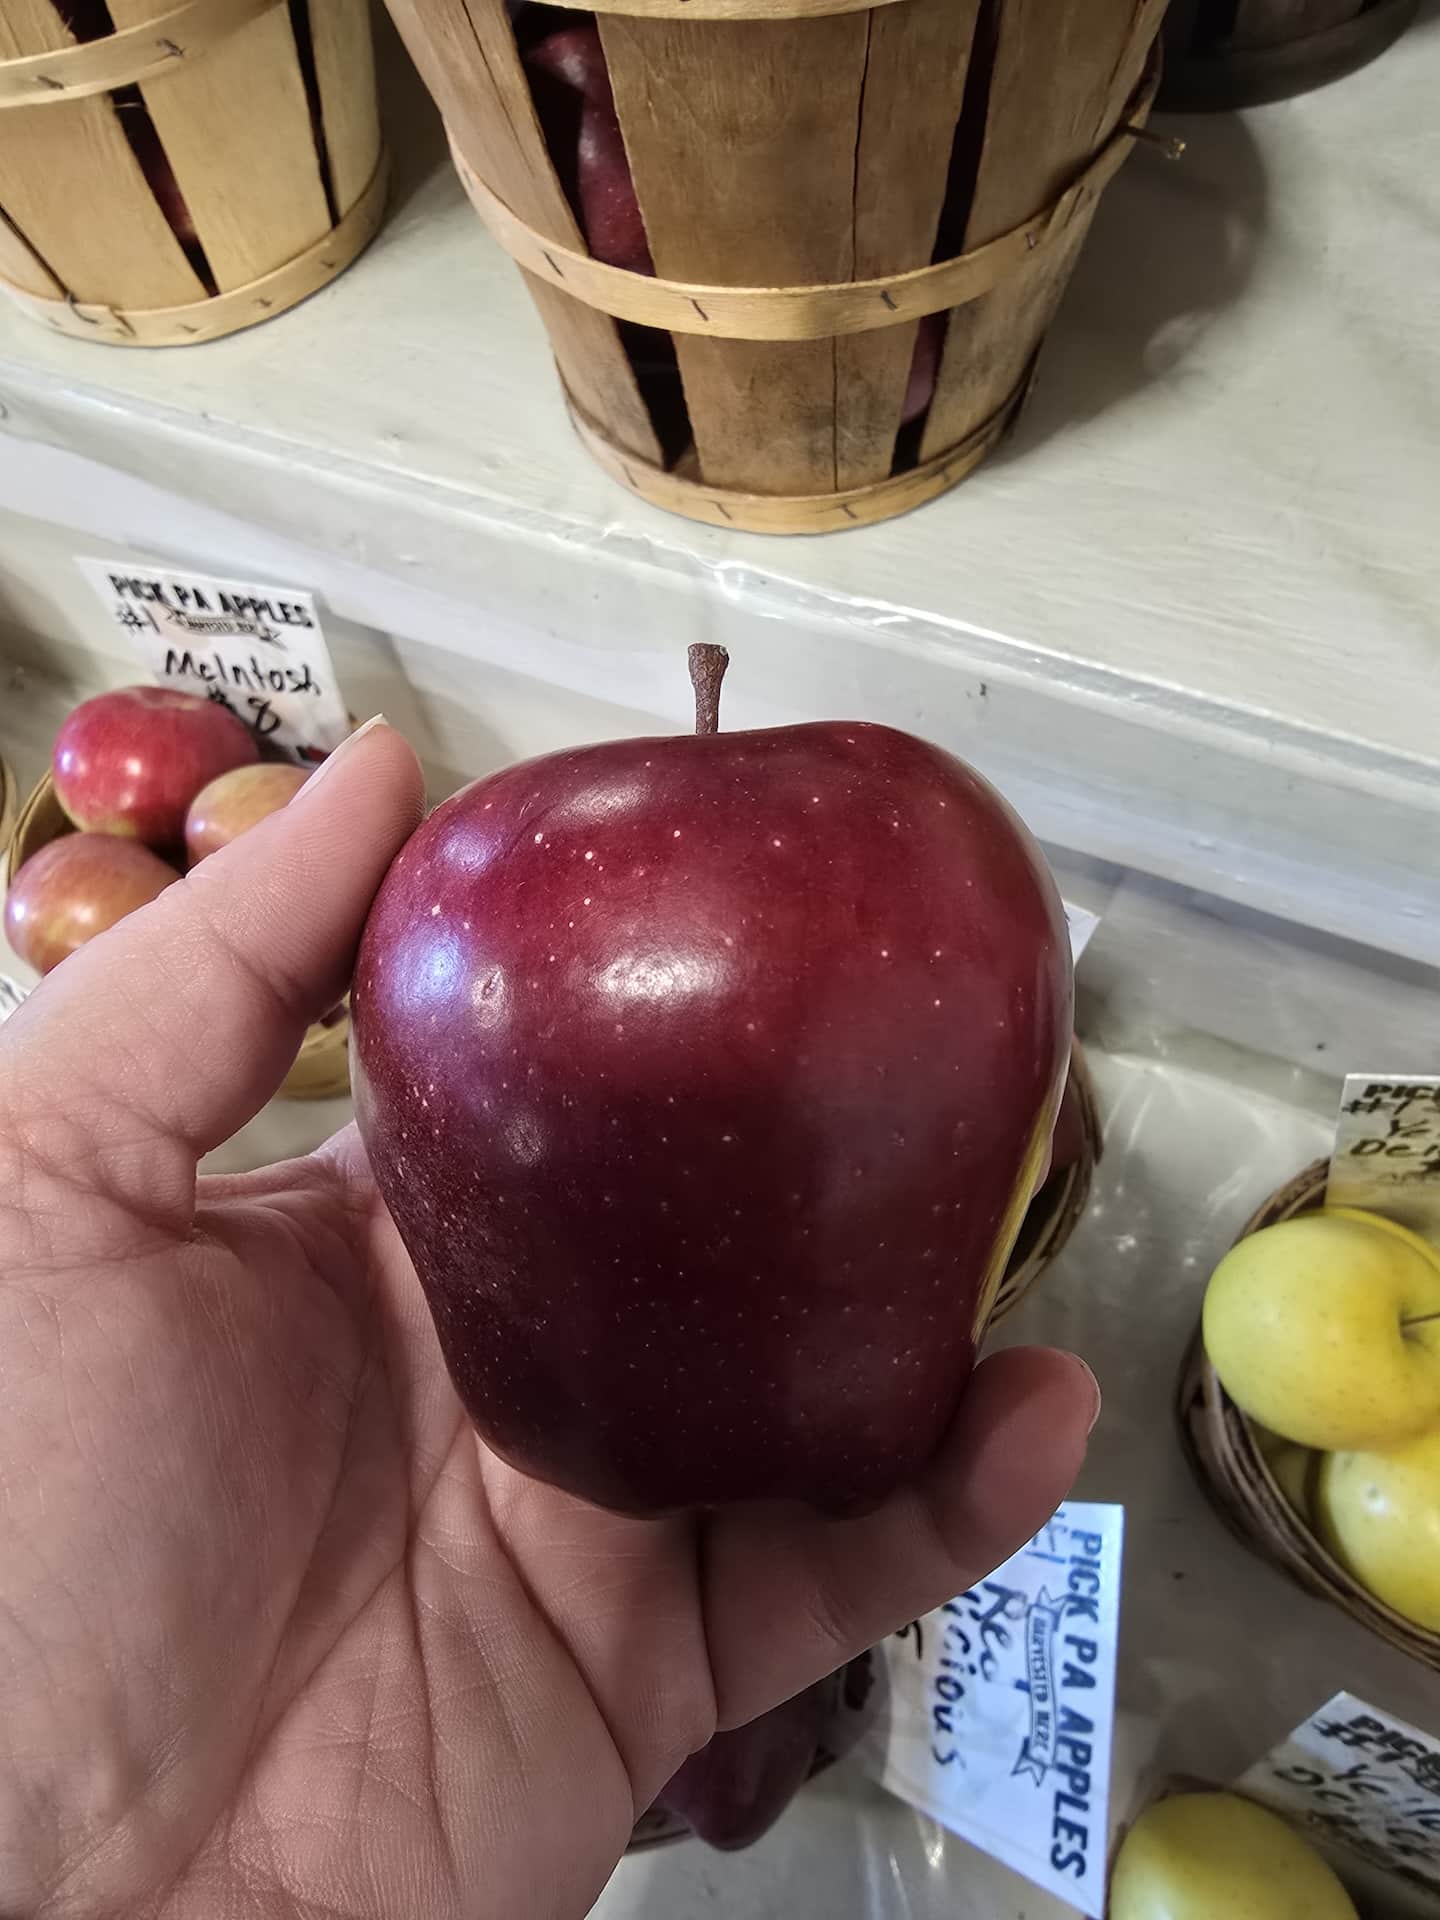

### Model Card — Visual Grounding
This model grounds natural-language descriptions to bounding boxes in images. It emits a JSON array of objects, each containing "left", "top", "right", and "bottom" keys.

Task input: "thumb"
[{"left": 2, "top": 716, "right": 423, "bottom": 1218}]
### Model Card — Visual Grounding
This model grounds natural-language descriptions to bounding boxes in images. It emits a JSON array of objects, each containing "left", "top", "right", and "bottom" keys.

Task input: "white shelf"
[{"left": 0, "top": 20, "right": 1436, "bottom": 967}]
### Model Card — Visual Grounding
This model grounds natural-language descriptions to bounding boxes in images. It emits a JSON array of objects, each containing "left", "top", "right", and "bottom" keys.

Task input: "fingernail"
[
  {"left": 1069, "top": 1355, "right": 1102, "bottom": 1434},
  {"left": 295, "top": 715, "right": 389, "bottom": 801}
]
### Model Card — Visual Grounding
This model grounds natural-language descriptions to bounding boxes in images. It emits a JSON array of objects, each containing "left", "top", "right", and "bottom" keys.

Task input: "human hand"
[{"left": 0, "top": 719, "right": 1096, "bottom": 1919}]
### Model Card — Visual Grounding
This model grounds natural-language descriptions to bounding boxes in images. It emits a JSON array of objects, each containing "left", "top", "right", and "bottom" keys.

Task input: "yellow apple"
[
  {"left": 1109, "top": 1791, "right": 1357, "bottom": 1920},
  {"left": 1202, "top": 1209, "right": 1440, "bottom": 1450},
  {"left": 1314, "top": 1428, "right": 1440, "bottom": 1629},
  {"left": 1249, "top": 1423, "right": 1316, "bottom": 1521}
]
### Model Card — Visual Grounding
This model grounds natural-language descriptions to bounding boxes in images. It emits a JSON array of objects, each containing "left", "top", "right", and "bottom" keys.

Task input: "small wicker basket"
[
  {"left": 388, "top": 0, "right": 1164, "bottom": 534},
  {"left": 1177, "top": 1158, "right": 1440, "bottom": 1674},
  {"left": 1158, "top": 0, "right": 1417, "bottom": 109},
  {"left": 991, "top": 1039, "right": 1102, "bottom": 1325},
  {"left": 0, "top": 0, "right": 386, "bottom": 344},
  {"left": 5, "top": 769, "right": 349, "bottom": 1101}
]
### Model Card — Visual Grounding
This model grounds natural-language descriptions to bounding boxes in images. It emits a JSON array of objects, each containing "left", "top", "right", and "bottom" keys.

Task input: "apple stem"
[
  {"left": 1402, "top": 1310, "right": 1440, "bottom": 1331},
  {"left": 688, "top": 644, "right": 729, "bottom": 736}
]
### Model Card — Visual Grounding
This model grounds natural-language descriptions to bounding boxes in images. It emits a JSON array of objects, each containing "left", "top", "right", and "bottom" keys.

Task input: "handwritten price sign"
[
  {"left": 78, "top": 559, "right": 350, "bottom": 766},
  {"left": 860, "top": 1502, "right": 1123, "bottom": 1918},
  {"left": 1328, "top": 1076, "right": 1440, "bottom": 1237},
  {"left": 1236, "top": 1693, "right": 1440, "bottom": 1907}
]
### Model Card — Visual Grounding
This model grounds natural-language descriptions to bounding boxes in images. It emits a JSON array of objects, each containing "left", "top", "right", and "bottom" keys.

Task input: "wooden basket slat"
[
  {"left": 106, "top": 0, "right": 331, "bottom": 292},
  {"left": 919, "top": 203, "right": 1095, "bottom": 463},
  {"left": 387, "top": 0, "right": 660, "bottom": 463},
  {"left": 918, "top": 0, "right": 1148, "bottom": 465},
  {"left": 309, "top": 0, "right": 381, "bottom": 214},
  {"left": 0, "top": 0, "right": 207, "bottom": 307},
  {"left": 600, "top": 10, "right": 870, "bottom": 494},
  {"left": 0, "top": 198, "right": 60, "bottom": 296},
  {"left": 834, "top": 0, "right": 978, "bottom": 490}
]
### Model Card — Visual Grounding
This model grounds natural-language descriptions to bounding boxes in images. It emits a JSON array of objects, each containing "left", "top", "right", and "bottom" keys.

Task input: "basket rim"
[
  {"left": 567, "top": 370, "right": 1024, "bottom": 533},
  {"left": 449, "top": 54, "right": 1159, "bottom": 344},
  {"left": 0, "top": 154, "right": 387, "bottom": 347},
  {"left": 1177, "top": 1159, "right": 1440, "bottom": 1672},
  {"left": 0, "top": 0, "right": 282, "bottom": 109},
  {"left": 992, "top": 1040, "right": 1104, "bottom": 1324}
]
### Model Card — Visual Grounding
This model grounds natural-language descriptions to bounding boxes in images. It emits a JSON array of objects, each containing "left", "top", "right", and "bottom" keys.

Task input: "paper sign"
[
  {"left": 1063, "top": 902, "right": 1100, "bottom": 964},
  {"left": 1328, "top": 1075, "right": 1440, "bottom": 1237},
  {"left": 77, "top": 559, "right": 349, "bottom": 765},
  {"left": 1235, "top": 1691, "right": 1440, "bottom": 1903},
  {"left": 861, "top": 1502, "right": 1123, "bottom": 1918}
]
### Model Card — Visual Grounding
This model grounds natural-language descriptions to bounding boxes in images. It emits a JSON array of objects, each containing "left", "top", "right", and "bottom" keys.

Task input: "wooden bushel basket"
[
  {"left": 5, "top": 770, "right": 351, "bottom": 1099},
  {"left": 0, "top": 0, "right": 387, "bottom": 344},
  {"left": 1159, "top": 0, "right": 1417, "bottom": 110},
  {"left": 388, "top": 0, "right": 1165, "bottom": 535},
  {"left": 1177, "top": 1159, "right": 1440, "bottom": 1674}
]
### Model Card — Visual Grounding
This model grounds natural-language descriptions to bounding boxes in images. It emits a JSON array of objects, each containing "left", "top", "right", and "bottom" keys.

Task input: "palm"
[{"left": 0, "top": 721, "right": 1092, "bottom": 1920}]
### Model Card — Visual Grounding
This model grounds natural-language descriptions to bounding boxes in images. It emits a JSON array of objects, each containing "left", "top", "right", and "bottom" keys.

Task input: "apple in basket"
[
  {"left": 1110, "top": 1791, "right": 1357, "bottom": 1920},
  {"left": 185, "top": 762, "right": 310, "bottom": 865},
  {"left": 53, "top": 686, "right": 257, "bottom": 847},
  {"left": 351, "top": 648, "right": 1071, "bottom": 1516},
  {"left": 5, "top": 834, "right": 179, "bottom": 976}
]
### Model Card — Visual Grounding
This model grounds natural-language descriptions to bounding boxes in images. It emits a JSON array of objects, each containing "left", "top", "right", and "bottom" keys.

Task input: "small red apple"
[
  {"left": 5, "top": 834, "right": 179, "bottom": 976},
  {"left": 902, "top": 313, "right": 946, "bottom": 428},
  {"left": 654, "top": 1676, "right": 834, "bottom": 1851},
  {"left": 523, "top": 17, "right": 653, "bottom": 275},
  {"left": 185, "top": 762, "right": 309, "bottom": 865},
  {"left": 53, "top": 686, "right": 258, "bottom": 847}
]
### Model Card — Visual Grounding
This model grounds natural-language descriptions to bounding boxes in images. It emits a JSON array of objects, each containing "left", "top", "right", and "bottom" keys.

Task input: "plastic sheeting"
[{"left": 593, "top": 1052, "right": 1440, "bottom": 1919}]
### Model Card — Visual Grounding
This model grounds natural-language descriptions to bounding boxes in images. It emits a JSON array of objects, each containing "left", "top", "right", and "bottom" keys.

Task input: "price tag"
[
  {"left": 859, "top": 1501, "right": 1123, "bottom": 1919},
  {"left": 1063, "top": 902, "right": 1100, "bottom": 964},
  {"left": 1234, "top": 1691, "right": 1440, "bottom": 1903},
  {"left": 1327, "top": 1075, "right": 1440, "bottom": 1237},
  {"left": 77, "top": 559, "right": 349, "bottom": 765}
]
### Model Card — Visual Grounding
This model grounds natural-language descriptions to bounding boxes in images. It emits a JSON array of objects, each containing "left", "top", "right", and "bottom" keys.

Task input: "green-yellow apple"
[
  {"left": 1251, "top": 1424, "right": 1316, "bottom": 1521},
  {"left": 1202, "top": 1210, "right": 1440, "bottom": 1450},
  {"left": 1315, "top": 1428, "right": 1440, "bottom": 1629},
  {"left": 1109, "top": 1791, "right": 1357, "bottom": 1920}
]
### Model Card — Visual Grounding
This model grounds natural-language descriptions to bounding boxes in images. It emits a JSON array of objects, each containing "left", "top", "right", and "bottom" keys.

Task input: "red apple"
[
  {"left": 352, "top": 651, "right": 1070, "bottom": 1516},
  {"left": 524, "top": 17, "right": 653, "bottom": 275},
  {"left": 185, "top": 762, "right": 309, "bottom": 865},
  {"left": 5, "top": 834, "right": 179, "bottom": 976},
  {"left": 654, "top": 1675, "right": 834, "bottom": 1851},
  {"left": 902, "top": 312, "right": 946, "bottom": 427},
  {"left": 53, "top": 686, "right": 258, "bottom": 847}
]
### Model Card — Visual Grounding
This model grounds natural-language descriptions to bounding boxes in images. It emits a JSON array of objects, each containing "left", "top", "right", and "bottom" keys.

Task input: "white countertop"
[{"left": 0, "top": 16, "right": 1436, "bottom": 968}]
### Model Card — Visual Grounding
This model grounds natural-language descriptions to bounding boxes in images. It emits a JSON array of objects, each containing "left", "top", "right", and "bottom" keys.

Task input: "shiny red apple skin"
[
  {"left": 5, "top": 833, "right": 179, "bottom": 975},
  {"left": 185, "top": 762, "right": 308, "bottom": 865},
  {"left": 352, "top": 721, "right": 1070, "bottom": 1516},
  {"left": 54, "top": 686, "right": 258, "bottom": 847}
]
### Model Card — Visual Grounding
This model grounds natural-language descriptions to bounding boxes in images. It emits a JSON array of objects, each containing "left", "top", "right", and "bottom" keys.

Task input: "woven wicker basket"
[
  {"left": 5, "top": 769, "right": 349, "bottom": 1101},
  {"left": 1177, "top": 1158, "right": 1440, "bottom": 1673},
  {"left": 388, "top": 0, "right": 1164, "bottom": 534},
  {"left": 992, "top": 1038, "right": 1102, "bottom": 1324},
  {"left": 1158, "top": 0, "right": 1416, "bottom": 109},
  {"left": 0, "top": 0, "right": 386, "bottom": 344}
]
